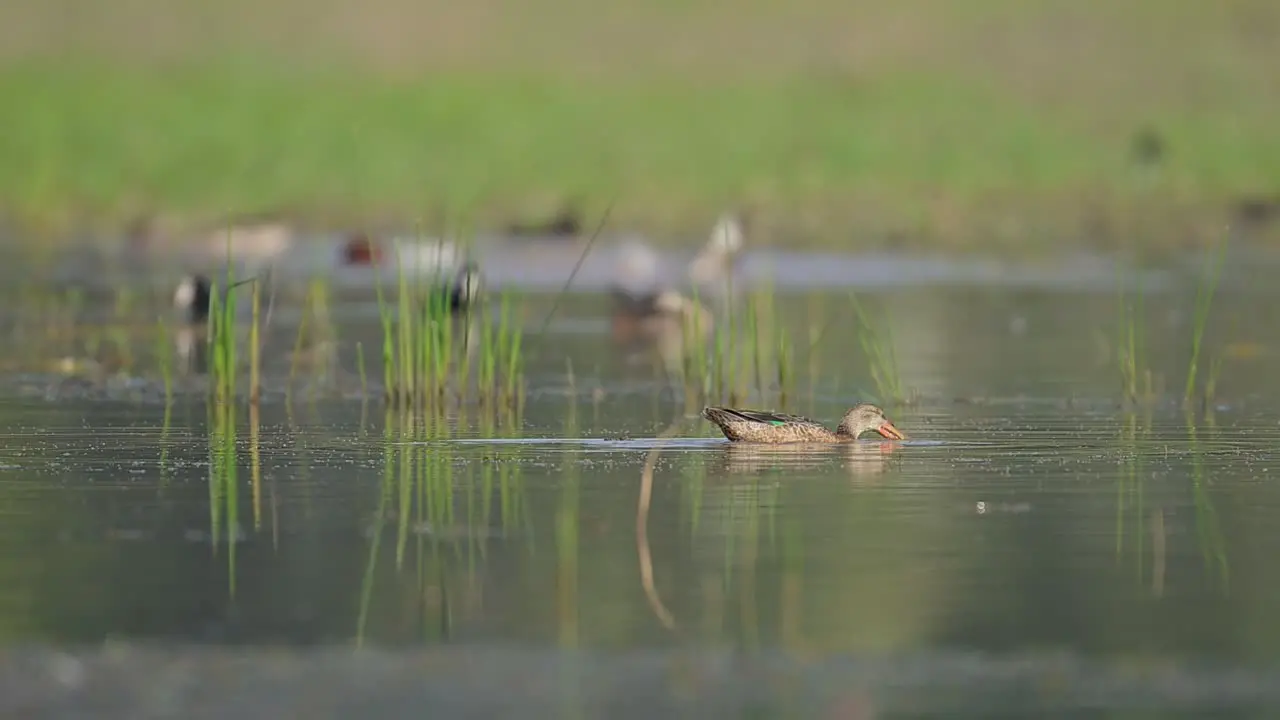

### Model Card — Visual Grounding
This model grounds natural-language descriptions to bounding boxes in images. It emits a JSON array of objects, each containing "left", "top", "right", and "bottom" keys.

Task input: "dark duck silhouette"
[
  {"left": 505, "top": 204, "right": 583, "bottom": 238},
  {"left": 173, "top": 274, "right": 213, "bottom": 324},
  {"left": 437, "top": 261, "right": 484, "bottom": 314}
]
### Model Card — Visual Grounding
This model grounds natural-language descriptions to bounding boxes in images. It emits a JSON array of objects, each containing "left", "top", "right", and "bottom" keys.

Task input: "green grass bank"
[{"left": 3, "top": 1, "right": 1280, "bottom": 251}]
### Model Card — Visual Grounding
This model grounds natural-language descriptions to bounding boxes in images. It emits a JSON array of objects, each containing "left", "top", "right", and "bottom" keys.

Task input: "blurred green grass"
[{"left": 2, "top": 0, "right": 1280, "bottom": 248}]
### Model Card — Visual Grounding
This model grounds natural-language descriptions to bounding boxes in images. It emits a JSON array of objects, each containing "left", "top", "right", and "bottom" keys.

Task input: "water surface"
[{"left": 1, "top": 246, "right": 1278, "bottom": 717}]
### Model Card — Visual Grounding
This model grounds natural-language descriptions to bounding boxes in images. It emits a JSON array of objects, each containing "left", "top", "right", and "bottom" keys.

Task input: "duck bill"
[{"left": 875, "top": 422, "right": 906, "bottom": 440}]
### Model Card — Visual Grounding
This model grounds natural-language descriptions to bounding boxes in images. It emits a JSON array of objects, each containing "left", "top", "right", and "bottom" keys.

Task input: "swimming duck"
[
  {"left": 411, "top": 262, "right": 485, "bottom": 363},
  {"left": 130, "top": 214, "right": 295, "bottom": 269},
  {"left": 203, "top": 220, "right": 294, "bottom": 265},
  {"left": 687, "top": 212, "right": 746, "bottom": 295},
  {"left": 170, "top": 274, "right": 215, "bottom": 373},
  {"left": 340, "top": 232, "right": 384, "bottom": 266},
  {"left": 608, "top": 212, "right": 746, "bottom": 302},
  {"left": 173, "top": 274, "right": 213, "bottom": 325},
  {"left": 611, "top": 289, "right": 713, "bottom": 344},
  {"left": 1129, "top": 125, "right": 1166, "bottom": 167},
  {"left": 505, "top": 204, "right": 583, "bottom": 238},
  {"left": 608, "top": 286, "right": 713, "bottom": 373},
  {"left": 701, "top": 404, "right": 906, "bottom": 443},
  {"left": 437, "top": 261, "right": 484, "bottom": 314},
  {"left": 172, "top": 272, "right": 271, "bottom": 324}
]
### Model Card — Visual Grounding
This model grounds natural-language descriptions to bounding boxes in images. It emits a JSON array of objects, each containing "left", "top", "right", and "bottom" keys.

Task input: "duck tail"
[{"left": 701, "top": 406, "right": 736, "bottom": 426}]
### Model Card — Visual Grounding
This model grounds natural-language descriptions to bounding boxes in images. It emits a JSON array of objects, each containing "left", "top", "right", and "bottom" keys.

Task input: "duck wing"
[{"left": 715, "top": 408, "right": 824, "bottom": 429}]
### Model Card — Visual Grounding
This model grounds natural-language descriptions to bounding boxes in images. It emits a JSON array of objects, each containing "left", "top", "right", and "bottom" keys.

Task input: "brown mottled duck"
[{"left": 702, "top": 404, "right": 906, "bottom": 443}]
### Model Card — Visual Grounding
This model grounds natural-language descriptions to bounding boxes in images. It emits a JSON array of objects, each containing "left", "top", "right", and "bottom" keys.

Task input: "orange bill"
[{"left": 876, "top": 421, "right": 906, "bottom": 440}]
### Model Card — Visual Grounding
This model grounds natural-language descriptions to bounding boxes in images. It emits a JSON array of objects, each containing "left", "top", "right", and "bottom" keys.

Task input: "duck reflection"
[
  {"left": 610, "top": 289, "right": 714, "bottom": 370},
  {"left": 718, "top": 440, "right": 901, "bottom": 482}
]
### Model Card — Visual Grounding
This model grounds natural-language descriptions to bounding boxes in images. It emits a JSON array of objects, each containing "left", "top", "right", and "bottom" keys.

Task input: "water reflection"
[
  {"left": 0, "top": 370, "right": 1268, "bottom": 659},
  {"left": 715, "top": 441, "right": 901, "bottom": 479},
  {"left": 1, "top": 279, "right": 1279, "bottom": 714},
  {"left": 1185, "top": 412, "right": 1230, "bottom": 592},
  {"left": 357, "top": 402, "right": 527, "bottom": 647},
  {"left": 208, "top": 393, "right": 241, "bottom": 598}
]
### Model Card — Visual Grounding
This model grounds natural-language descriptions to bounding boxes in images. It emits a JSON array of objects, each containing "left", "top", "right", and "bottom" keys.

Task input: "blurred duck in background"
[
  {"left": 687, "top": 211, "right": 747, "bottom": 299},
  {"left": 608, "top": 216, "right": 739, "bottom": 370},
  {"left": 504, "top": 202, "right": 583, "bottom": 239},
  {"left": 171, "top": 273, "right": 213, "bottom": 373},
  {"left": 609, "top": 212, "right": 747, "bottom": 341},
  {"left": 434, "top": 260, "right": 485, "bottom": 315},
  {"left": 128, "top": 213, "right": 296, "bottom": 272}
]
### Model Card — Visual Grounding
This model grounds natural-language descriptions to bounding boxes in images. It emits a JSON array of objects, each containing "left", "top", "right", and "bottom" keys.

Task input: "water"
[{"left": 1, "top": 243, "right": 1279, "bottom": 717}]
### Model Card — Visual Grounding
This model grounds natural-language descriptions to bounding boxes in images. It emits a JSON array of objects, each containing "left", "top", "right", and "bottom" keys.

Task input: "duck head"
[{"left": 838, "top": 403, "right": 906, "bottom": 440}]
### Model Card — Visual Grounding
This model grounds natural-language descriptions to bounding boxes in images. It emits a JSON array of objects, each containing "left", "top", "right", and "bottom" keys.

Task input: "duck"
[
  {"left": 129, "top": 214, "right": 295, "bottom": 269},
  {"left": 172, "top": 272, "right": 268, "bottom": 322},
  {"left": 171, "top": 272, "right": 345, "bottom": 378},
  {"left": 1234, "top": 193, "right": 1280, "bottom": 228},
  {"left": 505, "top": 204, "right": 583, "bottom": 238},
  {"left": 701, "top": 403, "right": 906, "bottom": 443},
  {"left": 171, "top": 271, "right": 282, "bottom": 331},
  {"left": 687, "top": 212, "right": 747, "bottom": 295},
  {"left": 202, "top": 220, "right": 294, "bottom": 265},
  {"left": 409, "top": 262, "right": 485, "bottom": 363},
  {"left": 1129, "top": 125, "right": 1166, "bottom": 167},
  {"left": 387, "top": 235, "right": 465, "bottom": 277},
  {"left": 608, "top": 282, "right": 713, "bottom": 372},
  {"left": 609, "top": 212, "right": 746, "bottom": 302},
  {"left": 171, "top": 273, "right": 215, "bottom": 373},
  {"left": 173, "top": 273, "right": 213, "bottom": 325},
  {"left": 608, "top": 230, "right": 718, "bottom": 367},
  {"left": 611, "top": 289, "right": 713, "bottom": 345},
  {"left": 340, "top": 232, "right": 384, "bottom": 266},
  {"left": 436, "top": 261, "right": 484, "bottom": 314}
]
